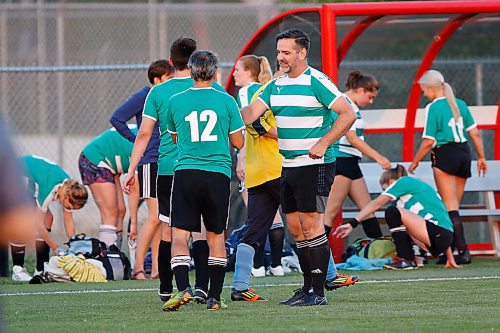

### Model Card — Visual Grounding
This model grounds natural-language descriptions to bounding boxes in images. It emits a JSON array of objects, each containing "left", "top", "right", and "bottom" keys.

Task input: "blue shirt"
[{"left": 110, "top": 86, "right": 160, "bottom": 165}]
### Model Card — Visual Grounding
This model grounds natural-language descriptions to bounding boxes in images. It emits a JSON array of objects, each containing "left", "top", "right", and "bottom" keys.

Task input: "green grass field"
[{"left": 1, "top": 258, "right": 499, "bottom": 333}]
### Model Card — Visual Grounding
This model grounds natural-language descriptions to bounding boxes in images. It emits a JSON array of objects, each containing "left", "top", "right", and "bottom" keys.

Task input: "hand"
[
  {"left": 377, "top": 156, "right": 392, "bottom": 170},
  {"left": 445, "top": 259, "right": 461, "bottom": 268},
  {"left": 408, "top": 162, "right": 419, "bottom": 174},
  {"left": 308, "top": 141, "right": 328, "bottom": 159},
  {"left": 122, "top": 171, "right": 135, "bottom": 195},
  {"left": 236, "top": 158, "right": 245, "bottom": 182},
  {"left": 128, "top": 224, "right": 137, "bottom": 241},
  {"left": 333, "top": 224, "right": 353, "bottom": 239},
  {"left": 477, "top": 158, "right": 487, "bottom": 177}
]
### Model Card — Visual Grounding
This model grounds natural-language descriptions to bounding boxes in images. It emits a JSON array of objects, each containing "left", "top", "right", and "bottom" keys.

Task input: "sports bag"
[
  {"left": 97, "top": 245, "right": 131, "bottom": 280},
  {"left": 66, "top": 233, "right": 106, "bottom": 258},
  {"left": 343, "top": 237, "right": 396, "bottom": 261}
]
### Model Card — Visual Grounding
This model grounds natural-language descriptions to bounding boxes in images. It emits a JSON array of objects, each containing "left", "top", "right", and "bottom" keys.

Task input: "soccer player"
[
  {"left": 78, "top": 126, "right": 138, "bottom": 249},
  {"left": 231, "top": 56, "right": 284, "bottom": 302},
  {"left": 162, "top": 50, "right": 244, "bottom": 311},
  {"left": 123, "top": 38, "right": 221, "bottom": 305},
  {"left": 334, "top": 165, "right": 460, "bottom": 269},
  {"left": 11, "top": 155, "right": 88, "bottom": 281},
  {"left": 110, "top": 60, "right": 174, "bottom": 279},
  {"left": 240, "top": 29, "right": 357, "bottom": 306},
  {"left": 409, "top": 69, "right": 487, "bottom": 264}
]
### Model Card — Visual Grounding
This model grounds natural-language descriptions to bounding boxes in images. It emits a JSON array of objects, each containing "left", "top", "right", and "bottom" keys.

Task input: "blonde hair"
[
  {"left": 64, "top": 180, "right": 88, "bottom": 209},
  {"left": 418, "top": 69, "right": 460, "bottom": 121},
  {"left": 379, "top": 164, "right": 408, "bottom": 187},
  {"left": 238, "top": 55, "right": 273, "bottom": 84}
]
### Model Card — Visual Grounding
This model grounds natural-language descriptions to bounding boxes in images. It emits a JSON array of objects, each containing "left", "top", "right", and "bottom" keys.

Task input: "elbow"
[{"left": 233, "top": 140, "right": 244, "bottom": 150}]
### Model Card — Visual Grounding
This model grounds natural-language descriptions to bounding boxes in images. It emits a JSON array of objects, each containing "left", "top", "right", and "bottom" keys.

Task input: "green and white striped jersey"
[
  {"left": 20, "top": 155, "right": 69, "bottom": 212},
  {"left": 143, "top": 77, "right": 226, "bottom": 176},
  {"left": 335, "top": 95, "right": 363, "bottom": 158},
  {"left": 166, "top": 87, "right": 245, "bottom": 178},
  {"left": 258, "top": 67, "right": 342, "bottom": 167},
  {"left": 382, "top": 176, "right": 453, "bottom": 232},
  {"left": 237, "top": 82, "right": 261, "bottom": 108},
  {"left": 82, "top": 125, "right": 137, "bottom": 174},
  {"left": 422, "top": 97, "right": 476, "bottom": 147}
]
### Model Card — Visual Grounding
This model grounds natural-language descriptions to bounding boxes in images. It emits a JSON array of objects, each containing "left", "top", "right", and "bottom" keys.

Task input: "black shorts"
[
  {"left": 280, "top": 162, "right": 335, "bottom": 214},
  {"left": 426, "top": 221, "right": 453, "bottom": 256},
  {"left": 138, "top": 162, "right": 158, "bottom": 199},
  {"left": 157, "top": 175, "right": 173, "bottom": 223},
  {"left": 431, "top": 143, "right": 471, "bottom": 179},
  {"left": 170, "top": 169, "right": 230, "bottom": 234},
  {"left": 335, "top": 157, "right": 363, "bottom": 180}
]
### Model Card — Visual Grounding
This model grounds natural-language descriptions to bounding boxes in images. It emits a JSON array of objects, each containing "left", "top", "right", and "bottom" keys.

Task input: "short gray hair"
[{"left": 188, "top": 50, "right": 219, "bottom": 81}]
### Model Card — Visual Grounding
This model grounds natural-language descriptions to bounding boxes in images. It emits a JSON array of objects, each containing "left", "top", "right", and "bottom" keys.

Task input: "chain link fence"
[{"left": 0, "top": 3, "right": 498, "bottom": 243}]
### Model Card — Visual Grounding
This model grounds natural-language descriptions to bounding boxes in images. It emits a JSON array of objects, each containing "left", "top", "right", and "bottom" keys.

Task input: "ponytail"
[
  {"left": 257, "top": 56, "right": 273, "bottom": 84},
  {"left": 345, "top": 70, "right": 378, "bottom": 92},
  {"left": 380, "top": 164, "right": 407, "bottom": 187},
  {"left": 443, "top": 82, "right": 460, "bottom": 121}
]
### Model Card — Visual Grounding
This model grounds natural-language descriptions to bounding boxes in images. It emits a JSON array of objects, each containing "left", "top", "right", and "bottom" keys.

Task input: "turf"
[{"left": 1, "top": 258, "right": 499, "bottom": 333}]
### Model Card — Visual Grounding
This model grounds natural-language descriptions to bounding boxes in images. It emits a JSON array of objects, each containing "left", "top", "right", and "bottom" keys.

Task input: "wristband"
[{"left": 348, "top": 218, "right": 360, "bottom": 228}]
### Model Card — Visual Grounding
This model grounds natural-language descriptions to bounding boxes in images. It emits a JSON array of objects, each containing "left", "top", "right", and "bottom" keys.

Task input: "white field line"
[{"left": 1, "top": 275, "right": 499, "bottom": 297}]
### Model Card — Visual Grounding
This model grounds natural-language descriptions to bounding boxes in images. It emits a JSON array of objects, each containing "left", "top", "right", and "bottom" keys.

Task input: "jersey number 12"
[{"left": 185, "top": 110, "right": 218, "bottom": 142}]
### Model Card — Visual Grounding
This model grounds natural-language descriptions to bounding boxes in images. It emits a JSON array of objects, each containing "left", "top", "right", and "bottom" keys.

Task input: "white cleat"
[
  {"left": 251, "top": 266, "right": 266, "bottom": 277},
  {"left": 267, "top": 265, "right": 285, "bottom": 276},
  {"left": 12, "top": 265, "right": 33, "bottom": 282}
]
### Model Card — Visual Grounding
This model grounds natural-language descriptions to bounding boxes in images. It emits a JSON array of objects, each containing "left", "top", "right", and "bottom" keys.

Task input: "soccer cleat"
[
  {"left": 193, "top": 288, "right": 208, "bottom": 304},
  {"left": 162, "top": 288, "right": 193, "bottom": 311},
  {"left": 279, "top": 288, "right": 308, "bottom": 306},
  {"left": 251, "top": 266, "right": 266, "bottom": 277},
  {"left": 325, "top": 273, "right": 360, "bottom": 291},
  {"left": 289, "top": 292, "right": 328, "bottom": 307},
  {"left": 266, "top": 265, "right": 285, "bottom": 276},
  {"left": 158, "top": 289, "right": 173, "bottom": 302},
  {"left": 231, "top": 288, "right": 267, "bottom": 302},
  {"left": 455, "top": 251, "right": 472, "bottom": 265},
  {"left": 12, "top": 265, "right": 33, "bottom": 282},
  {"left": 384, "top": 257, "right": 417, "bottom": 270},
  {"left": 206, "top": 298, "right": 228, "bottom": 310}
]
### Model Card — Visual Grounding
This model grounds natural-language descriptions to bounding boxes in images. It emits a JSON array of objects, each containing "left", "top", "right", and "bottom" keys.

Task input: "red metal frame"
[
  {"left": 403, "top": 13, "right": 476, "bottom": 161},
  {"left": 337, "top": 15, "right": 384, "bottom": 66}
]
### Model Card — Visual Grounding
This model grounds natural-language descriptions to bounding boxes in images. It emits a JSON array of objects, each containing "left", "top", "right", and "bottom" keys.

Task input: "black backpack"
[{"left": 97, "top": 245, "right": 131, "bottom": 280}]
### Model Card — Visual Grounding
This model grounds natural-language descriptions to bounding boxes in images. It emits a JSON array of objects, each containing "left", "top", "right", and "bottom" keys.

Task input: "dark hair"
[
  {"left": 379, "top": 164, "right": 407, "bottom": 186},
  {"left": 276, "top": 29, "right": 310, "bottom": 53},
  {"left": 238, "top": 55, "right": 273, "bottom": 84},
  {"left": 346, "top": 70, "right": 379, "bottom": 93},
  {"left": 170, "top": 37, "right": 197, "bottom": 71},
  {"left": 147, "top": 60, "right": 174, "bottom": 84},
  {"left": 188, "top": 50, "right": 219, "bottom": 82}
]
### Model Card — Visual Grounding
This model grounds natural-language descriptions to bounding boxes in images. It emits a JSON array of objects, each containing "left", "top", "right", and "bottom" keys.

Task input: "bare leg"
[
  {"left": 324, "top": 176, "right": 351, "bottom": 227},
  {"left": 134, "top": 198, "right": 161, "bottom": 277}
]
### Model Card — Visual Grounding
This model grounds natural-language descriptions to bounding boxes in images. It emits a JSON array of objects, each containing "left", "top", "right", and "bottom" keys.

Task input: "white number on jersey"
[
  {"left": 448, "top": 117, "right": 467, "bottom": 143},
  {"left": 184, "top": 110, "right": 218, "bottom": 142}
]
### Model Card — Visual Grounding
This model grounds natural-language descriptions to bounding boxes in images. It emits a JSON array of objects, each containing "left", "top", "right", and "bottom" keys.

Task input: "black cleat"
[
  {"left": 193, "top": 288, "right": 208, "bottom": 304},
  {"left": 280, "top": 288, "right": 308, "bottom": 306},
  {"left": 289, "top": 292, "right": 328, "bottom": 307}
]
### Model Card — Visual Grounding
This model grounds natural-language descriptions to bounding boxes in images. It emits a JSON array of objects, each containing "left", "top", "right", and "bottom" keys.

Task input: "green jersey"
[
  {"left": 382, "top": 176, "right": 453, "bottom": 232},
  {"left": 166, "top": 87, "right": 245, "bottom": 178},
  {"left": 422, "top": 97, "right": 476, "bottom": 147},
  {"left": 143, "top": 76, "right": 226, "bottom": 175},
  {"left": 258, "top": 67, "right": 342, "bottom": 167},
  {"left": 20, "top": 155, "right": 69, "bottom": 212},
  {"left": 237, "top": 82, "right": 260, "bottom": 108},
  {"left": 335, "top": 95, "right": 363, "bottom": 158},
  {"left": 82, "top": 125, "right": 137, "bottom": 174}
]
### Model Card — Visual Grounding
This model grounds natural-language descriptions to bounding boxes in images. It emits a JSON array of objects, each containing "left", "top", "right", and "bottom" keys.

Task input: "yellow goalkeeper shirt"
[{"left": 244, "top": 83, "right": 282, "bottom": 188}]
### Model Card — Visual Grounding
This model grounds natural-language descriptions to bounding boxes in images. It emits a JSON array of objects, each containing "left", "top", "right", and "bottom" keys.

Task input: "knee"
[{"left": 385, "top": 206, "right": 402, "bottom": 228}]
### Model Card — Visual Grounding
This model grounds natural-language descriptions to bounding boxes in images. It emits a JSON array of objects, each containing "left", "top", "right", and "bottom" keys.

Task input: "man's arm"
[
  {"left": 123, "top": 117, "right": 155, "bottom": 194},
  {"left": 309, "top": 96, "right": 356, "bottom": 159},
  {"left": 240, "top": 99, "right": 269, "bottom": 125}
]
